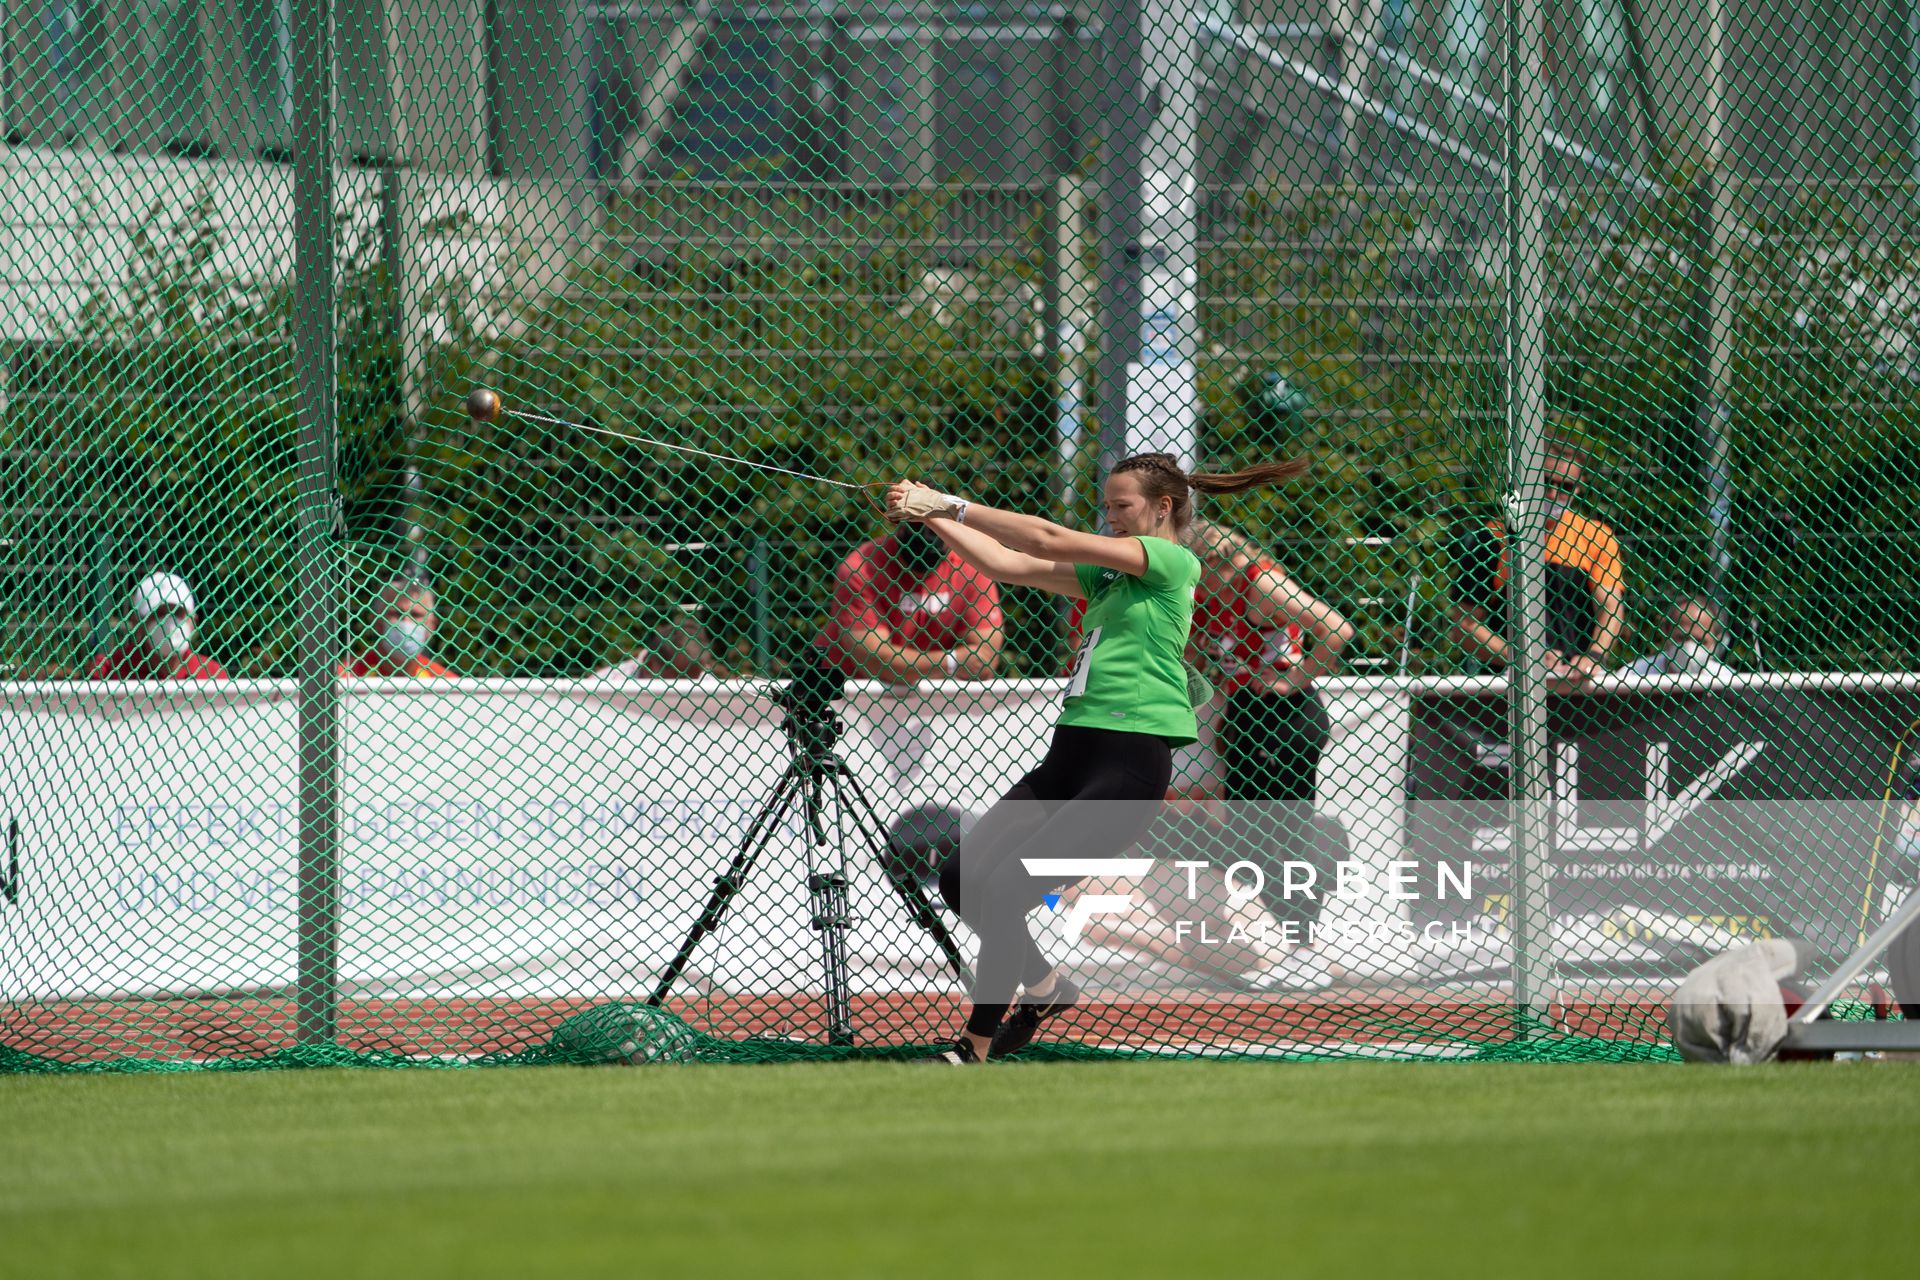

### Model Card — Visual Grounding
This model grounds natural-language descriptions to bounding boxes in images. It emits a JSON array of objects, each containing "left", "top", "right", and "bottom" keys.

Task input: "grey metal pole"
[
  {"left": 1911, "top": 0, "right": 1920, "bottom": 187},
  {"left": 806, "top": 0, "right": 849, "bottom": 181},
  {"left": 563, "top": 0, "right": 594, "bottom": 212},
  {"left": 293, "top": 0, "right": 342, "bottom": 1046},
  {"left": 1616, "top": 0, "right": 1662, "bottom": 173},
  {"left": 377, "top": 165, "right": 426, "bottom": 577},
  {"left": 908, "top": 4, "right": 937, "bottom": 188},
  {"left": 1691, "top": 0, "right": 1734, "bottom": 609},
  {"left": 1050, "top": 11, "right": 1094, "bottom": 516},
  {"left": 1504, "top": 0, "right": 1553, "bottom": 1029},
  {"left": 370, "top": 2, "right": 426, "bottom": 576},
  {"left": 1320, "top": 9, "right": 1344, "bottom": 182},
  {"left": 88, "top": 523, "right": 112, "bottom": 664},
  {"left": 380, "top": 166, "right": 431, "bottom": 580},
  {"left": 1093, "top": 0, "right": 1146, "bottom": 484},
  {"left": 750, "top": 536, "right": 771, "bottom": 674},
  {"left": 1334, "top": 0, "right": 1388, "bottom": 183},
  {"left": 1045, "top": 10, "right": 1072, "bottom": 512},
  {"left": 1137, "top": 0, "right": 1201, "bottom": 468}
]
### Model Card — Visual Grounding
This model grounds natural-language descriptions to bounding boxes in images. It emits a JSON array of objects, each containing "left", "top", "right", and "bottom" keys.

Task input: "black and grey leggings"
[
  {"left": 936, "top": 724, "right": 1172, "bottom": 1036},
  {"left": 1217, "top": 686, "right": 1350, "bottom": 931}
]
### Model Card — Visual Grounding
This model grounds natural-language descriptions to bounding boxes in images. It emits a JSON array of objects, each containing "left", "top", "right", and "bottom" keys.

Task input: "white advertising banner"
[
  {"left": 10, "top": 673, "right": 1908, "bottom": 1007},
  {"left": 0, "top": 678, "right": 1413, "bottom": 1003}
]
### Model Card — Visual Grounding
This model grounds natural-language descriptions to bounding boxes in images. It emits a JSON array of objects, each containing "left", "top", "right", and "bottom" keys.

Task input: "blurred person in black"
[
  {"left": 1188, "top": 520, "right": 1354, "bottom": 990},
  {"left": 1622, "top": 594, "right": 1736, "bottom": 680}
]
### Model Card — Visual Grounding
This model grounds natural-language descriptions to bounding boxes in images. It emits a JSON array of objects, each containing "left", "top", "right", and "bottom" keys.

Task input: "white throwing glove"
[{"left": 887, "top": 488, "right": 969, "bottom": 524}]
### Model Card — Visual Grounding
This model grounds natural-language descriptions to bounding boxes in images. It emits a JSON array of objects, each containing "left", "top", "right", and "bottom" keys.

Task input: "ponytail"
[
  {"left": 1113, "top": 453, "right": 1310, "bottom": 535},
  {"left": 1187, "top": 459, "right": 1312, "bottom": 495}
]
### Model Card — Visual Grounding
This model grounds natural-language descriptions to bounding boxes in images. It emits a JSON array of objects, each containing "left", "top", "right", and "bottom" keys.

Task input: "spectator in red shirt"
[
  {"left": 342, "top": 577, "right": 455, "bottom": 678},
  {"left": 816, "top": 522, "right": 1005, "bottom": 682},
  {"left": 88, "top": 573, "right": 230, "bottom": 680}
]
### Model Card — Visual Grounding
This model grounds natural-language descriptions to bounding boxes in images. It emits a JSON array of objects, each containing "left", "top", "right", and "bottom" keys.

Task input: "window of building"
[
  {"left": 39, "top": 0, "right": 100, "bottom": 142},
  {"left": 249, "top": 0, "right": 294, "bottom": 157},
  {"left": 1443, "top": 0, "right": 1485, "bottom": 86},
  {"left": 1580, "top": 0, "right": 1628, "bottom": 118}
]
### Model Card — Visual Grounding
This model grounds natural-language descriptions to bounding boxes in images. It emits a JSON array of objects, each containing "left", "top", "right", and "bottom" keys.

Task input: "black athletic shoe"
[
  {"left": 988, "top": 975, "right": 1081, "bottom": 1060},
  {"left": 914, "top": 1034, "right": 984, "bottom": 1065}
]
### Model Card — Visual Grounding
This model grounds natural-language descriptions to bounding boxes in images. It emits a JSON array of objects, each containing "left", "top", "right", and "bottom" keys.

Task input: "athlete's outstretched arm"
[
  {"left": 922, "top": 516, "right": 1083, "bottom": 598},
  {"left": 887, "top": 481, "right": 1149, "bottom": 577}
]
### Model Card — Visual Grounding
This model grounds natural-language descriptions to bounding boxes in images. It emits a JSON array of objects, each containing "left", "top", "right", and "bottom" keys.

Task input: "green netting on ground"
[
  {"left": 0, "top": 1002, "right": 1698, "bottom": 1070},
  {"left": 14, "top": 994, "right": 1902, "bottom": 1071},
  {"left": 4, "top": 1, "right": 1919, "bottom": 1072}
]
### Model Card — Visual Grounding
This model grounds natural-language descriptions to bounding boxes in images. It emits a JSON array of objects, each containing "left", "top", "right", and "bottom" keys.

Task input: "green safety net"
[{"left": 2, "top": 0, "right": 1916, "bottom": 1072}]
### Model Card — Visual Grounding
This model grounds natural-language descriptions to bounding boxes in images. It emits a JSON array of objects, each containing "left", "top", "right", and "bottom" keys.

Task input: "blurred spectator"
[
  {"left": 342, "top": 578, "right": 454, "bottom": 677},
  {"left": 816, "top": 522, "right": 1004, "bottom": 683},
  {"left": 596, "top": 605, "right": 726, "bottom": 680},
  {"left": 88, "top": 573, "right": 229, "bottom": 680},
  {"left": 1897, "top": 774, "right": 1920, "bottom": 1020},
  {"left": 1446, "top": 439, "right": 1624, "bottom": 690},
  {"left": 1623, "top": 594, "right": 1737, "bottom": 679},
  {"left": 1897, "top": 769, "right": 1920, "bottom": 889},
  {"left": 1188, "top": 519, "right": 1355, "bottom": 992}
]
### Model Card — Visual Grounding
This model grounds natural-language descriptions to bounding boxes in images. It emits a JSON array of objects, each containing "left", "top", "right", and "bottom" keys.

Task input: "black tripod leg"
[
  {"left": 798, "top": 760, "right": 856, "bottom": 1047},
  {"left": 833, "top": 763, "right": 975, "bottom": 987},
  {"left": 647, "top": 768, "right": 802, "bottom": 1008}
]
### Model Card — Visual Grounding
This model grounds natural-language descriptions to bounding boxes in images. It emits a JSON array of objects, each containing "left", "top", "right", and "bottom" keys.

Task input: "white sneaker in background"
[{"left": 1239, "top": 950, "right": 1335, "bottom": 993}]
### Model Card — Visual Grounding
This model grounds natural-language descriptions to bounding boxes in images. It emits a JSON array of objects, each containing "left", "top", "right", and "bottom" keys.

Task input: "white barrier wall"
[
  {"left": 0, "top": 678, "right": 1412, "bottom": 1002},
  {"left": 20, "top": 673, "right": 1901, "bottom": 1002}
]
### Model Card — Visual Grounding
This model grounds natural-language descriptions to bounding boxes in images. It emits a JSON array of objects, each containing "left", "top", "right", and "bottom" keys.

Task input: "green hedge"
[
  {"left": 0, "top": 188, "right": 407, "bottom": 676},
  {"left": 8, "top": 172, "right": 1918, "bottom": 678}
]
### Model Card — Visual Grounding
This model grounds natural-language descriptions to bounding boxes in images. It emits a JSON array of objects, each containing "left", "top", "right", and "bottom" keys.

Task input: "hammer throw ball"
[{"left": 467, "top": 387, "right": 502, "bottom": 423}]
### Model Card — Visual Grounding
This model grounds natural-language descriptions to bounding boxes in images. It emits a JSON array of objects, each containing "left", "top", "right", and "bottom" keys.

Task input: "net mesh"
[{"left": 2, "top": 0, "right": 1916, "bottom": 1070}]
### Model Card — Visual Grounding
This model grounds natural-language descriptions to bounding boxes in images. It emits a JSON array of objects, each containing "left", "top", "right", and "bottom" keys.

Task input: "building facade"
[{"left": 4, "top": 1, "right": 1912, "bottom": 187}]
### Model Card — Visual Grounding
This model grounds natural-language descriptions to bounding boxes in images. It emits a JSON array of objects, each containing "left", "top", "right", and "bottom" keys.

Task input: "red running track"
[{"left": 2, "top": 989, "right": 1666, "bottom": 1064}]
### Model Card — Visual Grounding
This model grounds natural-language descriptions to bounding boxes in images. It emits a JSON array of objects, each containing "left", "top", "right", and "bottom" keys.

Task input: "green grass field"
[{"left": 4, "top": 1062, "right": 1916, "bottom": 1279}]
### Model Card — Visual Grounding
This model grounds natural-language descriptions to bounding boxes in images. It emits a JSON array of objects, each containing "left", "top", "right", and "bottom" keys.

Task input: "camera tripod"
[{"left": 647, "top": 687, "right": 972, "bottom": 1046}]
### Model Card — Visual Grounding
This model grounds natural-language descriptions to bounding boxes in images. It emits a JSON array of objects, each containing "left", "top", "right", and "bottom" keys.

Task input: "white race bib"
[
  {"left": 1216, "top": 630, "right": 1247, "bottom": 679},
  {"left": 1259, "top": 626, "right": 1302, "bottom": 669},
  {"left": 897, "top": 591, "right": 951, "bottom": 617},
  {"left": 1065, "top": 626, "right": 1102, "bottom": 699}
]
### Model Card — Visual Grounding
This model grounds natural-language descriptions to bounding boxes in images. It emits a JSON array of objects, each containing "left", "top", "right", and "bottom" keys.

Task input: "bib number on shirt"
[
  {"left": 1215, "top": 631, "right": 1247, "bottom": 680},
  {"left": 1259, "top": 627, "right": 1300, "bottom": 670},
  {"left": 1217, "top": 627, "right": 1298, "bottom": 679},
  {"left": 1065, "top": 626, "right": 1101, "bottom": 699}
]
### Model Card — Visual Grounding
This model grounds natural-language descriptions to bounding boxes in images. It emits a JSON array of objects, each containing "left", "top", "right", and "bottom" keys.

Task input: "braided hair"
[{"left": 1111, "top": 452, "right": 1310, "bottom": 538}]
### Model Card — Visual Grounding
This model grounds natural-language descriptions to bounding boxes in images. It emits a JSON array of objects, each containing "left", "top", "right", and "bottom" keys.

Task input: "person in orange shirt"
[
  {"left": 1446, "top": 441, "right": 1624, "bottom": 690},
  {"left": 342, "top": 578, "right": 455, "bottom": 677}
]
